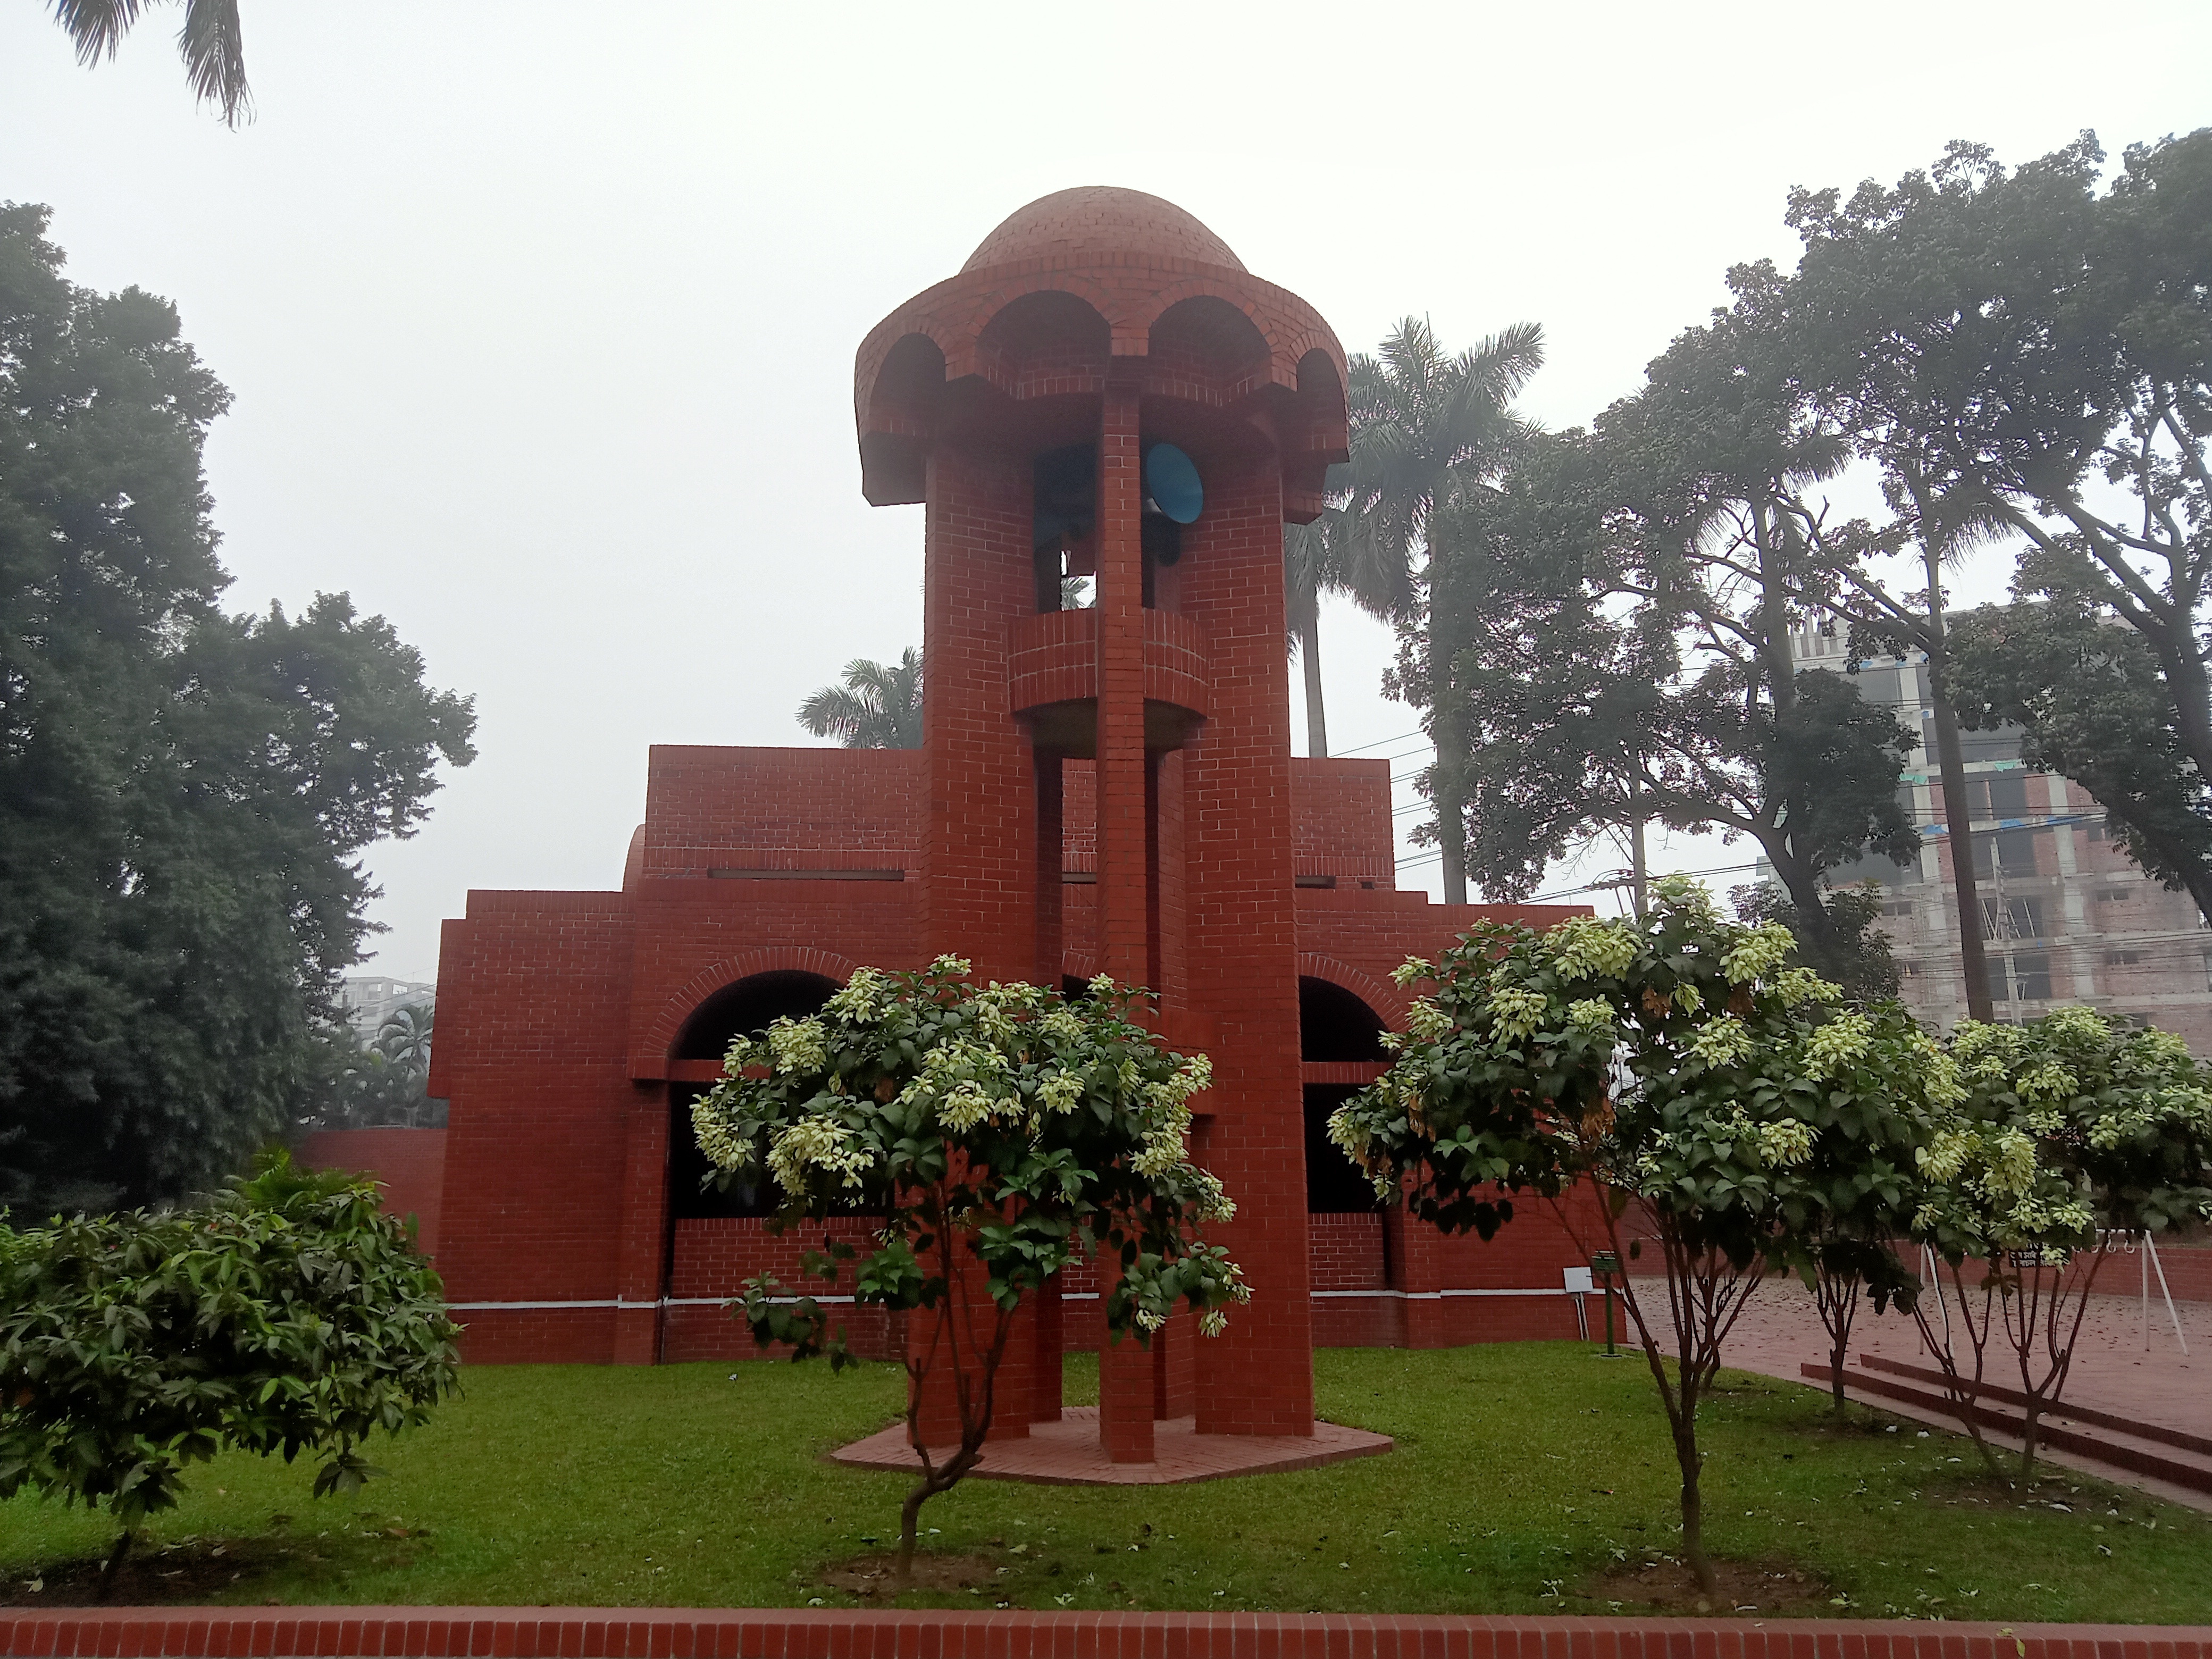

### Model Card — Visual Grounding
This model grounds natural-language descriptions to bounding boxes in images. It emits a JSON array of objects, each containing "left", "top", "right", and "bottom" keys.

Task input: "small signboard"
[
  {"left": 1563, "top": 1266, "right": 1594, "bottom": 1295},
  {"left": 1590, "top": 1251, "right": 1621, "bottom": 1277}
]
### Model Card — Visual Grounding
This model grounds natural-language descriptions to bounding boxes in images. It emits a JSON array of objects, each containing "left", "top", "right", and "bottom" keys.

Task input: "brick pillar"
[
  {"left": 1152, "top": 1310, "right": 1197, "bottom": 1419},
  {"left": 1097, "top": 1294, "right": 1157, "bottom": 1462},
  {"left": 613, "top": 1084, "right": 670, "bottom": 1365},
  {"left": 1036, "top": 752, "right": 1064, "bottom": 987},
  {"left": 1180, "top": 448, "right": 1314, "bottom": 1437},
  {"left": 1384, "top": 1194, "right": 1447, "bottom": 1348},
  {"left": 1093, "top": 376, "right": 1155, "bottom": 1462},
  {"left": 909, "top": 440, "right": 1040, "bottom": 1447},
  {"left": 1030, "top": 1274, "right": 1064, "bottom": 1422}
]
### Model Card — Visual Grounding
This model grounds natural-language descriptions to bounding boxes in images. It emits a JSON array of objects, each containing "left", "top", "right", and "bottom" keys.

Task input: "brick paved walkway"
[{"left": 1720, "top": 1272, "right": 2209, "bottom": 1441}]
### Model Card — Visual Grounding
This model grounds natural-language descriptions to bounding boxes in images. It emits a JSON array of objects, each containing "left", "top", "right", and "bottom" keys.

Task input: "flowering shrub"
[
  {"left": 1906, "top": 1006, "right": 2212, "bottom": 1474},
  {"left": 1329, "top": 877, "right": 1940, "bottom": 1592},
  {"left": 689, "top": 957, "right": 1246, "bottom": 1576}
]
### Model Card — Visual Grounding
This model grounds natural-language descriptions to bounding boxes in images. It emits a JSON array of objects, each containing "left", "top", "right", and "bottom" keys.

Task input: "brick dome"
[{"left": 962, "top": 187, "right": 1245, "bottom": 274}]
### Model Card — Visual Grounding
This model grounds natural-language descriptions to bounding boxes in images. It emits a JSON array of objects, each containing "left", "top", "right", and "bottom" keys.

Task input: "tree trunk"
[
  {"left": 96, "top": 1530, "right": 131, "bottom": 1602},
  {"left": 1301, "top": 602, "right": 1329, "bottom": 759},
  {"left": 1922, "top": 539, "right": 1995, "bottom": 1023},
  {"left": 1674, "top": 1415, "right": 1717, "bottom": 1597}
]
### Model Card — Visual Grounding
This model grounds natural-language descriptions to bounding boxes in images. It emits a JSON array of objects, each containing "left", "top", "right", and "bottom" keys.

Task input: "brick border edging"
[{"left": 5, "top": 1610, "right": 2210, "bottom": 1659}]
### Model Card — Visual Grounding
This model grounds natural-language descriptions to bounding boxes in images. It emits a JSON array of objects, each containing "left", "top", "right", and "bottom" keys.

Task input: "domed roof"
[{"left": 962, "top": 187, "right": 1245, "bottom": 274}]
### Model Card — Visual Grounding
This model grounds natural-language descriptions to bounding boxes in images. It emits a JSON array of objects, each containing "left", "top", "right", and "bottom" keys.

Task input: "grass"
[{"left": 4, "top": 1343, "right": 2210, "bottom": 1620}]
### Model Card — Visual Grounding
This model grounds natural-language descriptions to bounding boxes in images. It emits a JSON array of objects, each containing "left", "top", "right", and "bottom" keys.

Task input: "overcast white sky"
[{"left": 5, "top": 1, "right": 2208, "bottom": 981}]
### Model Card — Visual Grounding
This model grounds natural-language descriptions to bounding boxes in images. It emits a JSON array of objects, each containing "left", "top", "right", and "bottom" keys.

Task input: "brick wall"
[
  {"left": 295, "top": 1128, "right": 447, "bottom": 1258},
  {"left": 10, "top": 1604, "right": 2205, "bottom": 1658}
]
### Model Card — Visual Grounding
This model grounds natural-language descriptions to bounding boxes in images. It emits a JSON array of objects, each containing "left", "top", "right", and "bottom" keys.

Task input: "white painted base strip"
[
  {"left": 447, "top": 1288, "right": 1577, "bottom": 1313},
  {"left": 1312, "top": 1287, "right": 1580, "bottom": 1300}
]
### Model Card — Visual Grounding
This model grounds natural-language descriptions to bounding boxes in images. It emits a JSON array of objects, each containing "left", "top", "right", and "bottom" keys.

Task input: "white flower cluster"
[
  {"left": 691, "top": 1088, "right": 756, "bottom": 1171},
  {"left": 1405, "top": 1000, "right": 1453, "bottom": 1043},
  {"left": 1721, "top": 921, "right": 1796, "bottom": 986},
  {"left": 1804, "top": 1013, "right": 1873, "bottom": 1080},
  {"left": 1488, "top": 986, "right": 1551, "bottom": 1042},
  {"left": 1566, "top": 998, "right": 1614, "bottom": 1033},
  {"left": 766, "top": 1112, "right": 876, "bottom": 1196},
  {"left": 1543, "top": 916, "right": 1639, "bottom": 982},
  {"left": 1133, "top": 1054, "right": 1213, "bottom": 1178},
  {"left": 765, "top": 1017, "right": 830, "bottom": 1076},
  {"left": 1688, "top": 1015, "right": 1750, "bottom": 1069},
  {"left": 1772, "top": 967, "right": 1842, "bottom": 1009},
  {"left": 824, "top": 966, "right": 887, "bottom": 1023},
  {"left": 1759, "top": 1118, "right": 1815, "bottom": 1168}
]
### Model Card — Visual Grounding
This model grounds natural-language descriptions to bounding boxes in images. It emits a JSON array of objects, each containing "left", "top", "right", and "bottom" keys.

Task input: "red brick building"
[{"left": 423, "top": 188, "right": 1590, "bottom": 1456}]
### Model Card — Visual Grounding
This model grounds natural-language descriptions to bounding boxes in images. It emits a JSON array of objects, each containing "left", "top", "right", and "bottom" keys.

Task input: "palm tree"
[
  {"left": 797, "top": 648, "right": 924, "bottom": 749},
  {"left": 49, "top": 0, "right": 251, "bottom": 127},
  {"left": 1343, "top": 316, "right": 1545, "bottom": 902},
  {"left": 375, "top": 1004, "right": 434, "bottom": 1077},
  {"left": 1285, "top": 489, "right": 1417, "bottom": 758}
]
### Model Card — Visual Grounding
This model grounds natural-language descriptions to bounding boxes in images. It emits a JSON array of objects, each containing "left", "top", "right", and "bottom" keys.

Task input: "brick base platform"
[
  {"left": 5, "top": 1608, "right": 2208, "bottom": 1659},
  {"left": 829, "top": 1407, "right": 1392, "bottom": 1485}
]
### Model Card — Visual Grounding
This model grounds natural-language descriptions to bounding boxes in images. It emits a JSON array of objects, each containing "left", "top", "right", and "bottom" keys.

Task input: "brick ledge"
[{"left": 4, "top": 1609, "right": 2209, "bottom": 1659}]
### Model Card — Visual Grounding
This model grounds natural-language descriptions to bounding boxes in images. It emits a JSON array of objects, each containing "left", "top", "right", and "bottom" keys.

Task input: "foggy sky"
[{"left": 4, "top": 1, "right": 2207, "bottom": 981}]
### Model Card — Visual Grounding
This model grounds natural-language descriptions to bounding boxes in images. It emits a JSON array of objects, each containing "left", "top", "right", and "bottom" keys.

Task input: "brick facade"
[{"left": 424, "top": 189, "right": 1597, "bottom": 1459}]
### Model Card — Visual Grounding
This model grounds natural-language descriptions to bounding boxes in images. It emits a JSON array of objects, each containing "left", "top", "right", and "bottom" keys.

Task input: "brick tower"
[{"left": 854, "top": 188, "right": 1350, "bottom": 1455}]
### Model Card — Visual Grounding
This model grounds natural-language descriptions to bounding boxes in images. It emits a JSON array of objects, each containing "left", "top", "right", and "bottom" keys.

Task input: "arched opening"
[
  {"left": 1298, "top": 976, "right": 1388, "bottom": 1062},
  {"left": 668, "top": 970, "right": 837, "bottom": 1220},
  {"left": 1300, "top": 976, "right": 1388, "bottom": 1212}
]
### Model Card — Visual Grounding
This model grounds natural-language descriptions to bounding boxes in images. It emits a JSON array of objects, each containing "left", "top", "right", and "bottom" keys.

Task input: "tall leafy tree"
[
  {"left": 47, "top": 0, "right": 252, "bottom": 127},
  {"left": 0, "top": 205, "right": 475, "bottom": 1213},
  {"left": 795, "top": 648, "right": 923, "bottom": 750},
  {"left": 1787, "top": 129, "right": 2212, "bottom": 929},
  {"left": 1346, "top": 317, "right": 1544, "bottom": 902},
  {"left": 1593, "top": 285, "right": 1921, "bottom": 976}
]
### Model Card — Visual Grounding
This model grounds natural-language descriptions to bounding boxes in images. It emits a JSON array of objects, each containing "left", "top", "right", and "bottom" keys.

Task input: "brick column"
[
  {"left": 1093, "top": 378, "right": 1155, "bottom": 1462},
  {"left": 910, "top": 440, "right": 1041, "bottom": 1443},
  {"left": 613, "top": 1084, "right": 670, "bottom": 1365},
  {"left": 1180, "top": 449, "right": 1313, "bottom": 1437}
]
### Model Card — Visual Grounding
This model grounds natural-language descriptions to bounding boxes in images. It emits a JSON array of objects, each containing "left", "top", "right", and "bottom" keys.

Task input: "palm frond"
[{"left": 47, "top": 0, "right": 250, "bottom": 125}]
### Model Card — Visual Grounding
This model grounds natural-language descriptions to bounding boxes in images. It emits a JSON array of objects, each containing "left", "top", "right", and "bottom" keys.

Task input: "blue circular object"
[{"left": 1145, "top": 443, "right": 1204, "bottom": 525}]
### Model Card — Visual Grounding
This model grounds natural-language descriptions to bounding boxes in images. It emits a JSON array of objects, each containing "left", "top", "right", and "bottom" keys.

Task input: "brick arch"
[
  {"left": 1296, "top": 952, "right": 1411, "bottom": 1032},
  {"left": 1059, "top": 951, "right": 1100, "bottom": 986},
  {"left": 643, "top": 948, "right": 864, "bottom": 1057}
]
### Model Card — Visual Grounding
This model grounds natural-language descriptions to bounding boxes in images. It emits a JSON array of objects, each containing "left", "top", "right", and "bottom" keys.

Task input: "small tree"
[
  {"left": 1909, "top": 1008, "right": 2212, "bottom": 1478},
  {"left": 0, "top": 1153, "right": 460, "bottom": 1594},
  {"left": 1328, "top": 878, "right": 1940, "bottom": 1597},
  {"left": 689, "top": 958, "right": 1247, "bottom": 1585}
]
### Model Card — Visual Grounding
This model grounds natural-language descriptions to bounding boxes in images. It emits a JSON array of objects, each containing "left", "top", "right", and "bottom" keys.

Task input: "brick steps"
[
  {"left": 1853, "top": 1352, "right": 2212, "bottom": 1460},
  {"left": 1802, "top": 1360, "right": 2212, "bottom": 1496}
]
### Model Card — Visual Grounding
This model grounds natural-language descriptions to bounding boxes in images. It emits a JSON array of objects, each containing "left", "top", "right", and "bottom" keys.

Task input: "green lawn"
[{"left": 5, "top": 1344, "right": 2208, "bottom": 1620}]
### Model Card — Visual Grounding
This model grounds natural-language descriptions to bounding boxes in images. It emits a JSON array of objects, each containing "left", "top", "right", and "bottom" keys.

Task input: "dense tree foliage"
[
  {"left": 1788, "top": 129, "right": 2212, "bottom": 927},
  {"left": 0, "top": 1154, "right": 459, "bottom": 1591},
  {"left": 690, "top": 958, "right": 1245, "bottom": 1581},
  {"left": 1908, "top": 1008, "right": 2212, "bottom": 1476},
  {"left": 0, "top": 204, "right": 474, "bottom": 1213},
  {"left": 1329, "top": 879, "right": 1942, "bottom": 1594}
]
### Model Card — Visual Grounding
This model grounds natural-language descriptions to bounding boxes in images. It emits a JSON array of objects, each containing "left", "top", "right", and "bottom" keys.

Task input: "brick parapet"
[{"left": 7, "top": 1607, "right": 2206, "bottom": 1659}]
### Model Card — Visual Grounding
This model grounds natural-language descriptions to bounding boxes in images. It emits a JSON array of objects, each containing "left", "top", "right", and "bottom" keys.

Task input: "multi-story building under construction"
[{"left": 1783, "top": 625, "right": 2212, "bottom": 1052}]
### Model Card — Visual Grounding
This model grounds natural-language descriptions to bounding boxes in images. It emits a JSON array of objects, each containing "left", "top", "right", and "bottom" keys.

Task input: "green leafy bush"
[{"left": 0, "top": 1153, "right": 460, "bottom": 1588}]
